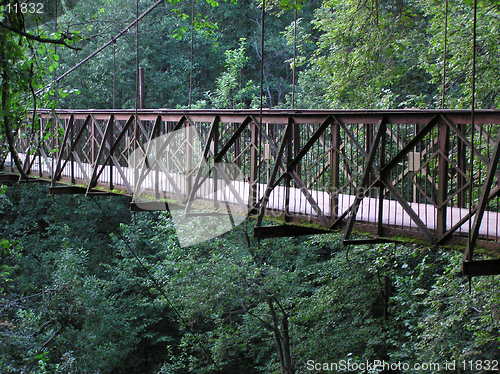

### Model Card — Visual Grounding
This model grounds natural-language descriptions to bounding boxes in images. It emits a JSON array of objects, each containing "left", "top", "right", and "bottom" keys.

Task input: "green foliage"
[
  {"left": 0, "top": 0, "right": 82, "bottom": 176},
  {"left": 293, "top": 0, "right": 499, "bottom": 109},
  {"left": 208, "top": 38, "right": 259, "bottom": 108},
  {"left": 11, "top": 0, "right": 493, "bottom": 111},
  {"left": 1, "top": 185, "right": 498, "bottom": 373},
  {"left": 420, "top": 0, "right": 499, "bottom": 108}
]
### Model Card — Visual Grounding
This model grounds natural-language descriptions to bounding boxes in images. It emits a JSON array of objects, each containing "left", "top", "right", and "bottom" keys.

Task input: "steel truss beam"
[{"left": 2, "top": 108, "right": 498, "bottom": 274}]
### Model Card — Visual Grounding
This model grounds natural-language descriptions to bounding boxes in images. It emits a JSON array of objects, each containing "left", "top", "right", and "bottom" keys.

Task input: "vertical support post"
[
  {"left": 234, "top": 125, "right": 241, "bottom": 167},
  {"left": 365, "top": 123, "right": 373, "bottom": 195},
  {"left": 378, "top": 127, "right": 386, "bottom": 236},
  {"left": 154, "top": 117, "right": 161, "bottom": 199},
  {"left": 213, "top": 119, "right": 219, "bottom": 207},
  {"left": 87, "top": 115, "right": 114, "bottom": 191},
  {"left": 133, "top": 115, "right": 139, "bottom": 194},
  {"left": 284, "top": 118, "right": 293, "bottom": 220},
  {"left": 249, "top": 119, "right": 258, "bottom": 212},
  {"left": 292, "top": 116, "right": 300, "bottom": 175},
  {"left": 185, "top": 122, "right": 193, "bottom": 199},
  {"left": 9, "top": 126, "right": 14, "bottom": 172},
  {"left": 457, "top": 124, "right": 467, "bottom": 207},
  {"left": 137, "top": 67, "right": 145, "bottom": 109},
  {"left": 51, "top": 114, "right": 55, "bottom": 180},
  {"left": 465, "top": 130, "right": 500, "bottom": 262},
  {"left": 70, "top": 118, "right": 75, "bottom": 183},
  {"left": 38, "top": 118, "right": 42, "bottom": 177},
  {"left": 52, "top": 115, "right": 73, "bottom": 183},
  {"left": 437, "top": 119, "right": 449, "bottom": 235},
  {"left": 414, "top": 123, "right": 424, "bottom": 204},
  {"left": 22, "top": 126, "right": 30, "bottom": 176},
  {"left": 91, "top": 116, "right": 96, "bottom": 165},
  {"left": 9, "top": 137, "right": 13, "bottom": 173},
  {"left": 257, "top": 123, "right": 293, "bottom": 226},
  {"left": 330, "top": 121, "right": 340, "bottom": 219},
  {"left": 343, "top": 120, "right": 386, "bottom": 240},
  {"left": 9, "top": 136, "right": 13, "bottom": 172},
  {"left": 109, "top": 117, "right": 114, "bottom": 190}
]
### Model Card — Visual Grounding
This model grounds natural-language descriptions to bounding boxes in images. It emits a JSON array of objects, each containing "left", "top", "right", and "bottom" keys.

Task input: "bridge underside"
[{"left": 2, "top": 109, "right": 499, "bottom": 275}]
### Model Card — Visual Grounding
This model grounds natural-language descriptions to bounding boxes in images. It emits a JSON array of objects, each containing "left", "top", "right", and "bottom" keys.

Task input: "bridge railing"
[{"left": 6, "top": 108, "right": 500, "bottom": 251}]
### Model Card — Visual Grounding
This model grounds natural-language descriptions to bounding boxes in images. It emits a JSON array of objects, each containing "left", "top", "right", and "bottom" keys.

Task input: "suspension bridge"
[{"left": 1, "top": 108, "right": 499, "bottom": 276}]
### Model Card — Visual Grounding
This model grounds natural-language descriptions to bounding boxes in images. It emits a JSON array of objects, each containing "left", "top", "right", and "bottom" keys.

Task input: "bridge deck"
[
  {"left": 11, "top": 152, "right": 499, "bottom": 240},
  {"left": 5, "top": 109, "right": 499, "bottom": 252}
]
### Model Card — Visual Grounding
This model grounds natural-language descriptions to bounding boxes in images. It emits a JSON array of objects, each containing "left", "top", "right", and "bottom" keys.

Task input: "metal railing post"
[{"left": 437, "top": 118, "right": 450, "bottom": 235}]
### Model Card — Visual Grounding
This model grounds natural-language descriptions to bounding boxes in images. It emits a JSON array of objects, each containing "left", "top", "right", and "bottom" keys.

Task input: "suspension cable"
[
  {"left": 50, "top": 0, "right": 59, "bottom": 187},
  {"left": 291, "top": 4, "right": 297, "bottom": 109},
  {"left": 54, "top": 0, "right": 58, "bottom": 100},
  {"left": 133, "top": 0, "right": 140, "bottom": 197},
  {"left": 51, "top": 0, "right": 59, "bottom": 105},
  {"left": 440, "top": 0, "right": 448, "bottom": 108},
  {"left": 467, "top": 0, "right": 478, "bottom": 263},
  {"left": 258, "top": 0, "right": 266, "bottom": 209},
  {"left": 35, "top": 0, "right": 165, "bottom": 95},
  {"left": 135, "top": 0, "right": 139, "bottom": 111},
  {"left": 259, "top": 0, "right": 266, "bottom": 116},
  {"left": 112, "top": 40, "right": 116, "bottom": 108},
  {"left": 188, "top": 0, "right": 195, "bottom": 108}
]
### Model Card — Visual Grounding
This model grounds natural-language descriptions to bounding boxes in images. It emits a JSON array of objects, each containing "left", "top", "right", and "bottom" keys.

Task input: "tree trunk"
[
  {"left": 268, "top": 300, "right": 294, "bottom": 374},
  {"left": 0, "top": 30, "right": 28, "bottom": 179},
  {"left": 280, "top": 313, "right": 293, "bottom": 374}
]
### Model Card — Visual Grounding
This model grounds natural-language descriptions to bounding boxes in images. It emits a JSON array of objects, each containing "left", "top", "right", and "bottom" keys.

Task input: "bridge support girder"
[{"left": 462, "top": 259, "right": 500, "bottom": 277}]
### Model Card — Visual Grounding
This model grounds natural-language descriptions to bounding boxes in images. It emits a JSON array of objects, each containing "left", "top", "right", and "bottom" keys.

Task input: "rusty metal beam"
[
  {"left": 437, "top": 118, "right": 449, "bottom": 235},
  {"left": 257, "top": 122, "right": 293, "bottom": 226},
  {"left": 462, "top": 259, "right": 500, "bottom": 276},
  {"left": 34, "top": 109, "right": 500, "bottom": 126},
  {"left": 53, "top": 115, "right": 74, "bottom": 182},
  {"left": 344, "top": 120, "right": 386, "bottom": 240},
  {"left": 185, "top": 116, "right": 220, "bottom": 212},
  {"left": 254, "top": 225, "right": 332, "bottom": 239},
  {"left": 343, "top": 238, "right": 403, "bottom": 245},
  {"left": 465, "top": 129, "right": 500, "bottom": 261},
  {"left": 88, "top": 115, "right": 134, "bottom": 190},
  {"left": 10, "top": 108, "right": 498, "bottom": 252},
  {"left": 0, "top": 173, "right": 20, "bottom": 184},
  {"left": 49, "top": 186, "right": 89, "bottom": 194}
]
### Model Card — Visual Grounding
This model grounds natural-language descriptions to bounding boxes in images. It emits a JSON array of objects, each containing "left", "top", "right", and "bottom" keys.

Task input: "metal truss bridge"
[{"left": 2, "top": 108, "right": 499, "bottom": 275}]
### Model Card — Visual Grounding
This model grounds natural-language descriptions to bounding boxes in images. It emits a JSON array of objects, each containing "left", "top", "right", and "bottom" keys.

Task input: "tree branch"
[{"left": 0, "top": 22, "right": 80, "bottom": 50}]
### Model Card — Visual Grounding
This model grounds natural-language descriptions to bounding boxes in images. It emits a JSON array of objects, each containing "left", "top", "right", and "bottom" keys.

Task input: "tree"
[
  {"left": 203, "top": 38, "right": 259, "bottom": 108},
  {"left": 0, "top": 0, "right": 78, "bottom": 178}
]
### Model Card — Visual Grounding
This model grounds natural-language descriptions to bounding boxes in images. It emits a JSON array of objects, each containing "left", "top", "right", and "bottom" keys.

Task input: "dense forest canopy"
[
  {"left": 52, "top": 0, "right": 499, "bottom": 109},
  {"left": 0, "top": 0, "right": 499, "bottom": 373},
  {"left": 1, "top": 185, "right": 499, "bottom": 373}
]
